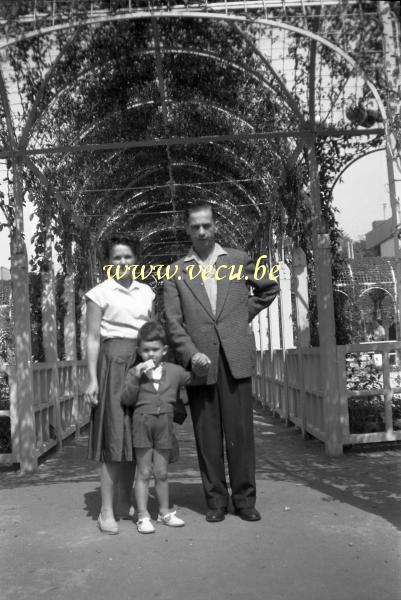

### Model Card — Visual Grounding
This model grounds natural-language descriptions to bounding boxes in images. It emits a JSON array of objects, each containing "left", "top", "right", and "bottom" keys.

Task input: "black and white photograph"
[{"left": 0, "top": 1, "right": 400, "bottom": 599}]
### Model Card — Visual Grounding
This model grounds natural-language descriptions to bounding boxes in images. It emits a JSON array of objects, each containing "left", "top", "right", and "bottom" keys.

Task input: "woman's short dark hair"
[
  {"left": 137, "top": 321, "right": 167, "bottom": 346},
  {"left": 100, "top": 233, "right": 141, "bottom": 263}
]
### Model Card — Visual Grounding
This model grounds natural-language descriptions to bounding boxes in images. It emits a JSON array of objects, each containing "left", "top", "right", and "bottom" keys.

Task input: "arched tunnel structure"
[{"left": 0, "top": 1, "right": 400, "bottom": 470}]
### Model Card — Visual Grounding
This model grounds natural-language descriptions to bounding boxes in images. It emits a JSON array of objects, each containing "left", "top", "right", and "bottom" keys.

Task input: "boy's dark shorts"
[{"left": 132, "top": 412, "right": 174, "bottom": 450}]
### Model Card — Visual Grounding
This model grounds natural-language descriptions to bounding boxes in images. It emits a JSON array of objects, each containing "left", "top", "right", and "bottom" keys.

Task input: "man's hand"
[{"left": 191, "top": 352, "right": 211, "bottom": 376}]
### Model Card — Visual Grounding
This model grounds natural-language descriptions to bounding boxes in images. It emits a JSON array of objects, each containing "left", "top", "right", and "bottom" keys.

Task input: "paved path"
[{"left": 1, "top": 408, "right": 400, "bottom": 600}]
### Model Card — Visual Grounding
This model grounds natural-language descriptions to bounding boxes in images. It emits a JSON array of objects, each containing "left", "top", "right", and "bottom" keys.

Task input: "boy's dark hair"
[
  {"left": 185, "top": 201, "right": 215, "bottom": 222},
  {"left": 99, "top": 233, "right": 141, "bottom": 263},
  {"left": 137, "top": 321, "right": 167, "bottom": 346}
]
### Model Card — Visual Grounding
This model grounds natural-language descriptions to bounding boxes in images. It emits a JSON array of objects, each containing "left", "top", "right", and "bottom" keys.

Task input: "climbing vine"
[{"left": 0, "top": 2, "right": 397, "bottom": 351}]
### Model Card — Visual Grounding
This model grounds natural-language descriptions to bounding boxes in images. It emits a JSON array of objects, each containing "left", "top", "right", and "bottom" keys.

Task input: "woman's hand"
[{"left": 84, "top": 379, "right": 99, "bottom": 406}]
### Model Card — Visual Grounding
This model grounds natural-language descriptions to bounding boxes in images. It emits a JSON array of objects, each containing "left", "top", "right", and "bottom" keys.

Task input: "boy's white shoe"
[
  {"left": 136, "top": 517, "right": 155, "bottom": 534},
  {"left": 157, "top": 511, "right": 185, "bottom": 527}
]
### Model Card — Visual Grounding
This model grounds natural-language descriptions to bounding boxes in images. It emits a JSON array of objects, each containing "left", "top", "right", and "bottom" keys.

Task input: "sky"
[
  {"left": 0, "top": 149, "right": 393, "bottom": 271},
  {"left": 0, "top": 194, "right": 36, "bottom": 270},
  {"left": 332, "top": 149, "right": 391, "bottom": 240}
]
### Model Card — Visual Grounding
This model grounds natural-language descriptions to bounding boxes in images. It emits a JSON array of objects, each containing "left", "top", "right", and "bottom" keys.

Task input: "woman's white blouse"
[{"left": 85, "top": 279, "right": 155, "bottom": 339}]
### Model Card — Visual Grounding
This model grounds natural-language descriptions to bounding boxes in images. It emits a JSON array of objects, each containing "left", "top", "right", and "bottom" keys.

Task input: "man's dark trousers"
[{"left": 187, "top": 349, "right": 256, "bottom": 510}]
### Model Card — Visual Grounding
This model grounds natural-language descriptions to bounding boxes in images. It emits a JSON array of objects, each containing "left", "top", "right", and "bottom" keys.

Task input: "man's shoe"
[
  {"left": 236, "top": 508, "right": 261, "bottom": 522},
  {"left": 206, "top": 507, "right": 227, "bottom": 523}
]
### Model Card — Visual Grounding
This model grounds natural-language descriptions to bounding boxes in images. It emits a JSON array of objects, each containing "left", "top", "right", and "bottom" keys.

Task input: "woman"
[{"left": 84, "top": 234, "right": 154, "bottom": 534}]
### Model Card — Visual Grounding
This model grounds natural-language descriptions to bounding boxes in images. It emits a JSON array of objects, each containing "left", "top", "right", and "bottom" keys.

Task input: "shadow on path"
[
  {"left": 252, "top": 409, "right": 401, "bottom": 531},
  {"left": 1, "top": 407, "right": 400, "bottom": 530},
  {"left": 83, "top": 482, "right": 206, "bottom": 521}
]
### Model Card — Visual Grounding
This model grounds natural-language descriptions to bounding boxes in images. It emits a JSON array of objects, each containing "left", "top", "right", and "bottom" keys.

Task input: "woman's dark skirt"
[{"left": 88, "top": 338, "right": 137, "bottom": 462}]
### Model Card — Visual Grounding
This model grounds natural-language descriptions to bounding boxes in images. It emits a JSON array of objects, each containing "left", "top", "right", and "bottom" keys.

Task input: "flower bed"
[{"left": 346, "top": 351, "right": 401, "bottom": 434}]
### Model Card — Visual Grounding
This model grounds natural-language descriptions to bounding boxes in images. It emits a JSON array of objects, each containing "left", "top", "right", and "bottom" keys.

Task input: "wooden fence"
[
  {"left": 2, "top": 340, "right": 400, "bottom": 465},
  {"left": 253, "top": 341, "right": 401, "bottom": 454},
  {"left": 0, "top": 360, "right": 89, "bottom": 466}
]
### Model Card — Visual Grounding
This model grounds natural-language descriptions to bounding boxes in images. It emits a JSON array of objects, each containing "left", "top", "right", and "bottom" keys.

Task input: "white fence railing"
[
  {"left": 253, "top": 341, "right": 401, "bottom": 454},
  {"left": 2, "top": 342, "right": 400, "bottom": 464},
  {"left": 0, "top": 360, "right": 89, "bottom": 466}
]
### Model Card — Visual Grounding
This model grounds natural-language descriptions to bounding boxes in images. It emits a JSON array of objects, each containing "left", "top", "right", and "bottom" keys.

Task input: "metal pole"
[
  {"left": 0, "top": 127, "right": 385, "bottom": 160},
  {"left": 307, "top": 16, "right": 342, "bottom": 456},
  {"left": 41, "top": 229, "right": 62, "bottom": 448},
  {"left": 385, "top": 149, "right": 401, "bottom": 334},
  {"left": 308, "top": 143, "right": 342, "bottom": 456},
  {"left": 0, "top": 63, "right": 37, "bottom": 472},
  {"left": 378, "top": 1, "right": 401, "bottom": 335},
  {"left": 63, "top": 253, "right": 80, "bottom": 436}
]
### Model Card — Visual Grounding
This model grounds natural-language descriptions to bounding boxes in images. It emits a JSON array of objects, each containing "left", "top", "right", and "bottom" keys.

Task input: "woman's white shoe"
[
  {"left": 98, "top": 514, "right": 119, "bottom": 535},
  {"left": 136, "top": 517, "right": 155, "bottom": 534},
  {"left": 157, "top": 511, "right": 185, "bottom": 527}
]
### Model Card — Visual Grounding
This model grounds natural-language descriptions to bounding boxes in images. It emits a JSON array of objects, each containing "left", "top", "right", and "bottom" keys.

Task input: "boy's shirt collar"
[{"left": 142, "top": 362, "right": 165, "bottom": 391}]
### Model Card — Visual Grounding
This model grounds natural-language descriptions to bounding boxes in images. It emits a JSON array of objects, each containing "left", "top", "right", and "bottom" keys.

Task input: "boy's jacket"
[{"left": 120, "top": 361, "right": 191, "bottom": 415}]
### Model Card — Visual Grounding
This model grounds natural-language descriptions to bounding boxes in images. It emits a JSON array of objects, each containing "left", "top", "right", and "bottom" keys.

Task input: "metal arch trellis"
[
  {"left": 0, "top": 3, "right": 391, "bottom": 263},
  {"left": 0, "top": 6, "right": 391, "bottom": 263},
  {"left": 360, "top": 287, "right": 394, "bottom": 300},
  {"left": 97, "top": 182, "right": 257, "bottom": 245},
  {"left": 6, "top": 28, "right": 302, "bottom": 251},
  {"left": 135, "top": 209, "right": 249, "bottom": 247},
  {"left": 26, "top": 44, "right": 278, "bottom": 237},
  {"left": 22, "top": 56, "right": 301, "bottom": 169},
  {"left": 27, "top": 86, "right": 282, "bottom": 152},
  {"left": 107, "top": 159, "right": 272, "bottom": 203},
  {"left": 0, "top": 63, "right": 305, "bottom": 168},
  {"left": 0, "top": 1, "right": 399, "bottom": 469},
  {"left": 329, "top": 146, "right": 387, "bottom": 195},
  {"left": 50, "top": 155, "right": 271, "bottom": 220},
  {"left": 90, "top": 163, "right": 265, "bottom": 215},
  {"left": 30, "top": 139, "right": 276, "bottom": 250},
  {"left": 0, "top": 7, "right": 389, "bottom": 143}
]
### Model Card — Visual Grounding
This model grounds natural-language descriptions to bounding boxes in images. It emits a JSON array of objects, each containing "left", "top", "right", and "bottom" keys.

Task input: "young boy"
[{"left": 120, "top": 321, "right": 195, "bottom": 534}]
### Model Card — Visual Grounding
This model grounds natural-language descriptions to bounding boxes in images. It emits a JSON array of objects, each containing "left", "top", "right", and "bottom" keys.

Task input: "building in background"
[
  {"left": 336, "top": 226, "right": 397, "bottom": 341},
  {"left": 0, "top": 266, "right": 10, "bottom": 281},
  {"left": 0, "top": 267, "right": 11, "bottom": 321},
  {"left": 365, "top": 218, "right": 396, "bottom": 257}
]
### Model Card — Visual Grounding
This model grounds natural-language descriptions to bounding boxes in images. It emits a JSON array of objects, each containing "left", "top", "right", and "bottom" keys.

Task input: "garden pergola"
[{"left": 0, "top": 1, "right": 400, "bottom": 471}]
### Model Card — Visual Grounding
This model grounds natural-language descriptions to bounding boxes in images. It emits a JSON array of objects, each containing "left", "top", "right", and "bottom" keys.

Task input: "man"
[{"left": 163, "top": 201, "right": 279, "bottom": 523}]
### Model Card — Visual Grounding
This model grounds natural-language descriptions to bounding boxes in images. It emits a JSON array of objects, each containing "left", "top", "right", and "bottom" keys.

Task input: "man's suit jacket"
[{"left": 163, "top": 248, "right": 279, "bottom": 385}]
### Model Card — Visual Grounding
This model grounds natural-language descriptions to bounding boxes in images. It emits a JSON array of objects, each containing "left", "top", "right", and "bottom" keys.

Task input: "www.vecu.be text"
[{"left": 103, "top": 255, "right": 280, "bottom": 282}]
